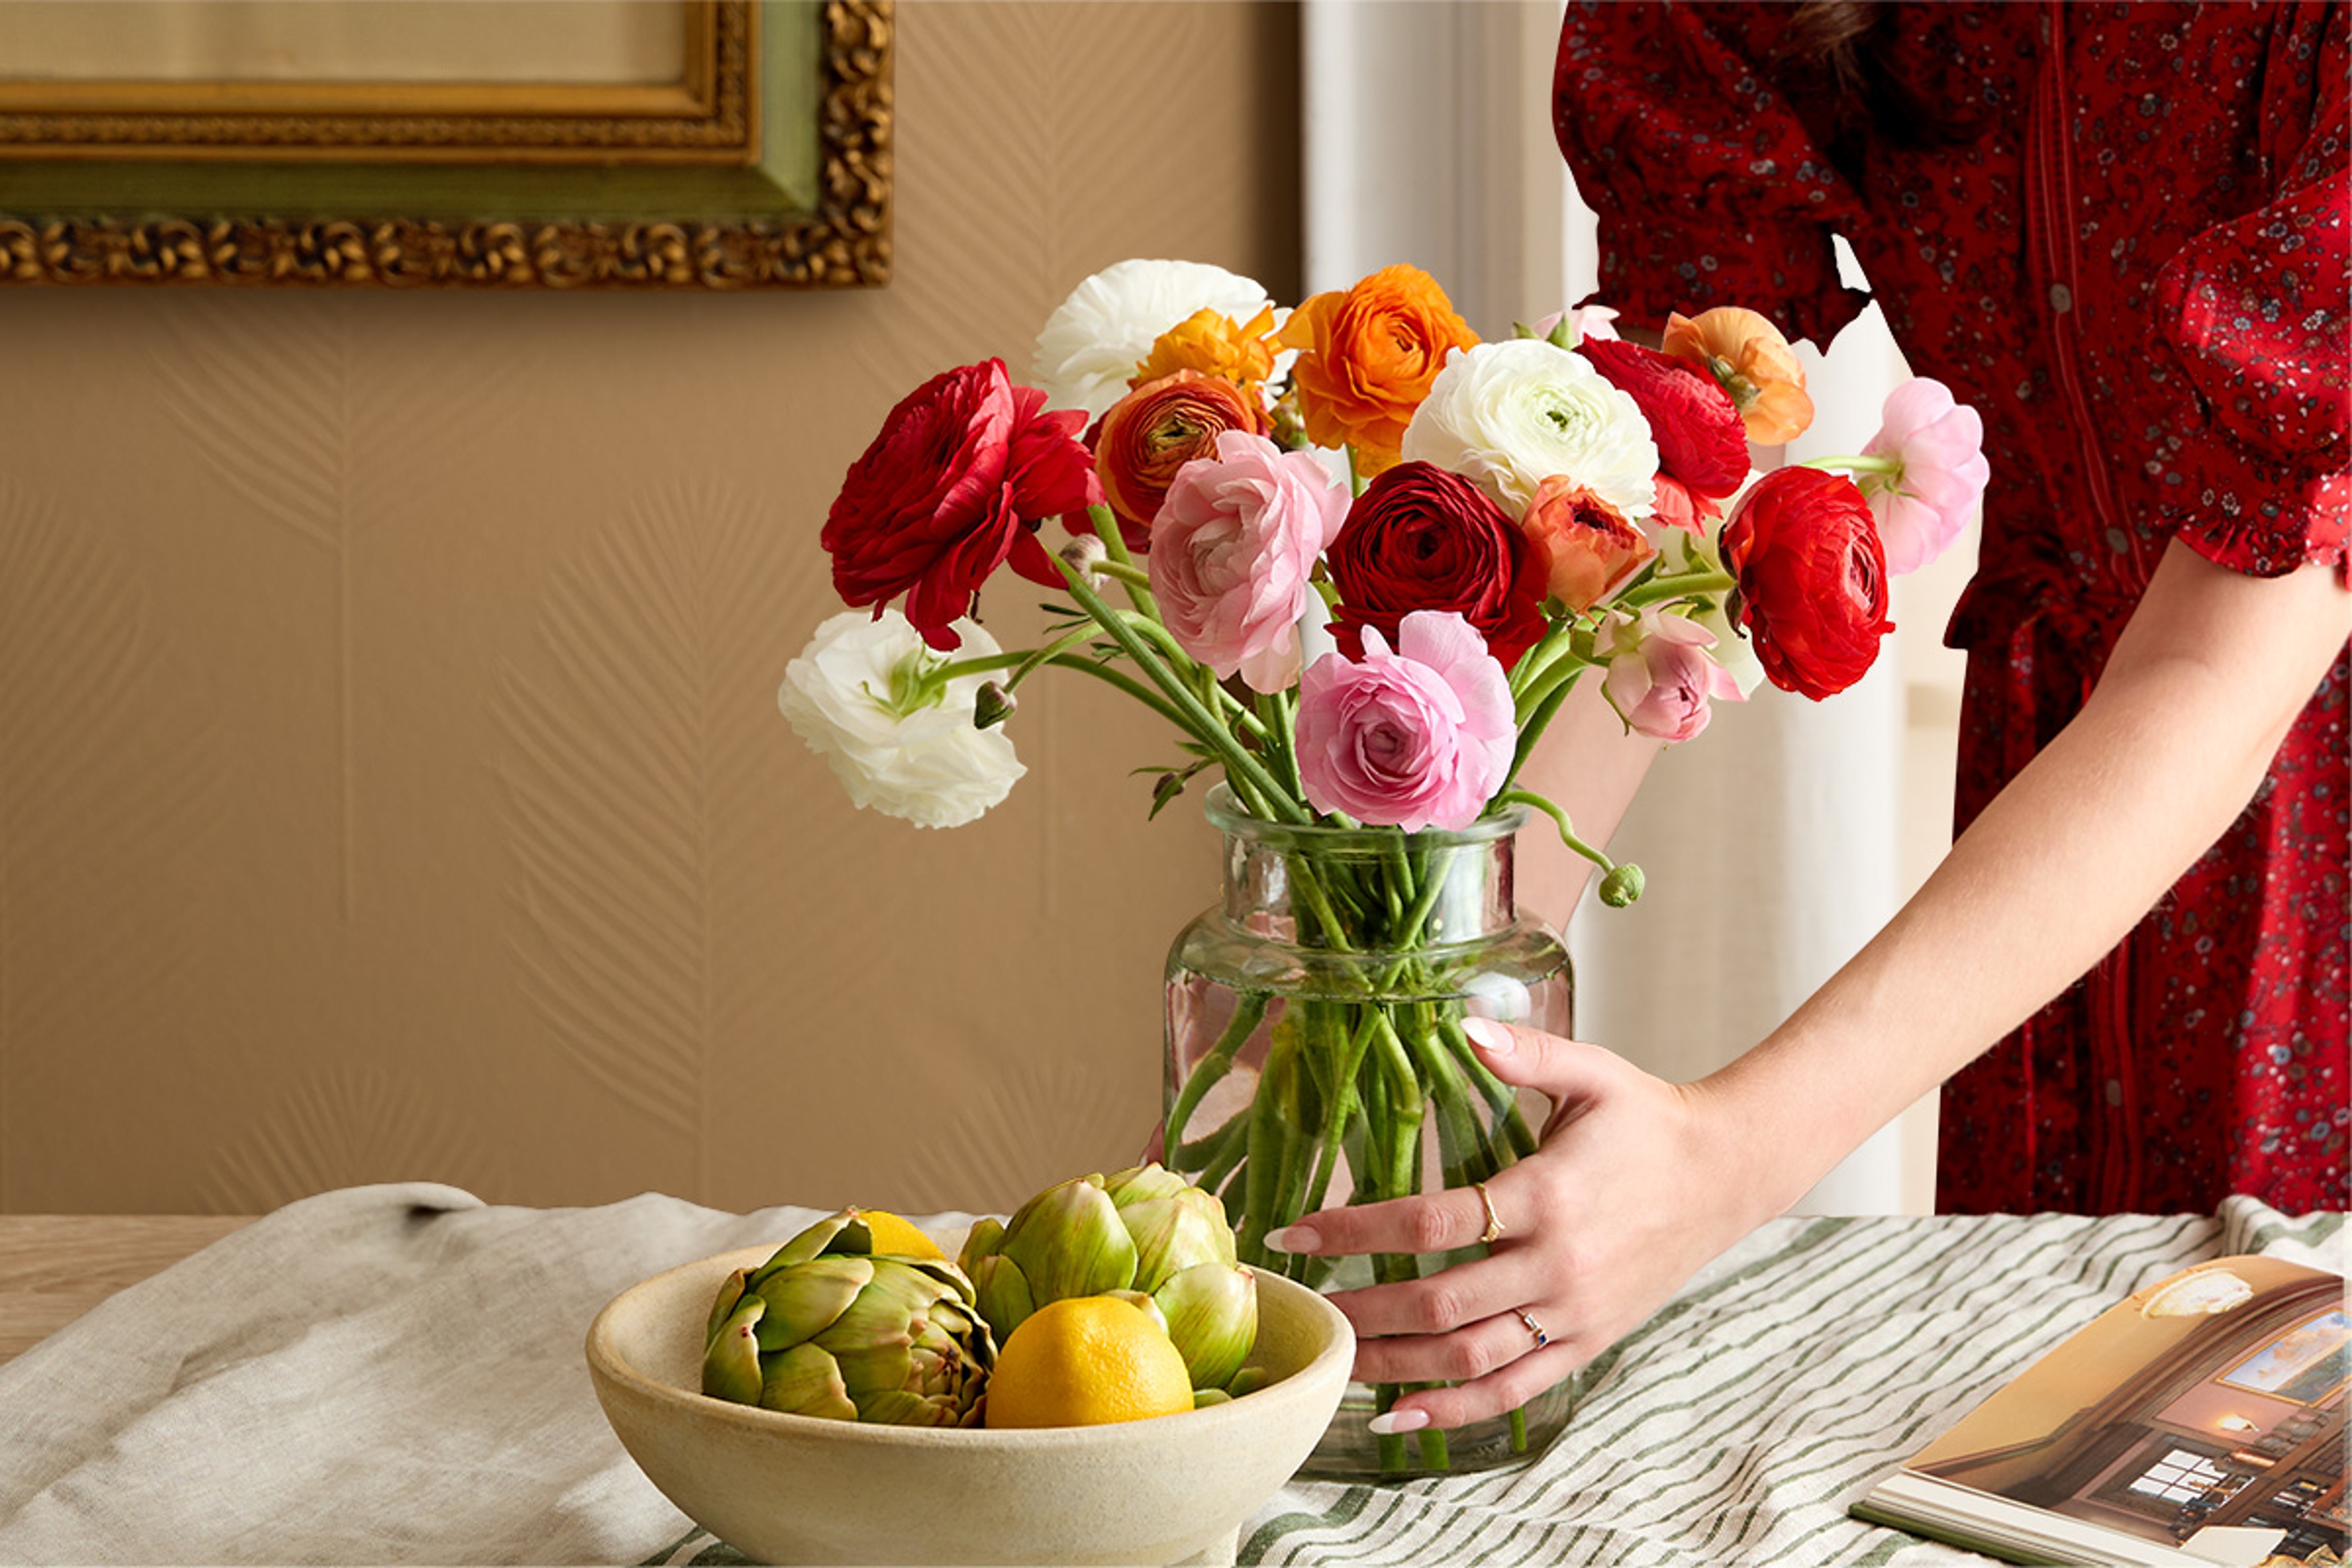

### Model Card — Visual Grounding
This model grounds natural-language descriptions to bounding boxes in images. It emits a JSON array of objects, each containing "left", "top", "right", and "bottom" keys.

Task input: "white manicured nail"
[
  {"left": 1264, "top": 1224, "right": 1321, "bottom": 1254},
  {"left": 1463, "top": 1017, "right": 1515, "bottom": 1055},
  {"left": 1368, "top": 1409, "right": 1430, "bottom": 1436}
]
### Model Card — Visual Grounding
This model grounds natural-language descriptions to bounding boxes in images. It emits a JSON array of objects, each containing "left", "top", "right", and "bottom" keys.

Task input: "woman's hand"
[{"left": 1265, "top": 1016, "right": 1792, "bottom": 1435}]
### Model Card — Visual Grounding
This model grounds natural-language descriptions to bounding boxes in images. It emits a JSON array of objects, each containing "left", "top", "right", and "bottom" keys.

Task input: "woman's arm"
[{"left": 1268, "top": 537, "right": 2349, "bottom": 1433}]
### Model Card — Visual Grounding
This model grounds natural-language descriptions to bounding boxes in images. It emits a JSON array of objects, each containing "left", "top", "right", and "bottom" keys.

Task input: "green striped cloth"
[{"left": 652, "top": 1199, "right": 2344, "bottom": 1567}]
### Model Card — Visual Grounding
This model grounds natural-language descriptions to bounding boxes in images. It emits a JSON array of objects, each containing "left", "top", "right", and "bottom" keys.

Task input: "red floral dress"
[{"left": 1554, "top": 2, "right": 2350, "bottom": 1214}]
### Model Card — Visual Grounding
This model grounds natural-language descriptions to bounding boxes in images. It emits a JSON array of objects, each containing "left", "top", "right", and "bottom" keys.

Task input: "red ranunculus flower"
[
  {"left": 1579, "top": 336, "right": 1749, "bottom": 499},
  {"left": 1719, "top": 467, "right": 1894, "bottom": 699},
  {"left": 1092, "top": 370, "right": 1270, "bottom": 552},
  {"left": 821, "top": 360, "right": 1099, "bottom": 650},
  {"left": 1327, "top": 461, "right": 1548, "bottom": 669}
]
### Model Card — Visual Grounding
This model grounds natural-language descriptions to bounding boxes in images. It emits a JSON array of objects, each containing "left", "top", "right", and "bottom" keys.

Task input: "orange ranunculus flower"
[
  {"left": 1662, "top": 307, "right": 1815, "bottom": 446},
  {"left": 1519, "top": 475, "right": 1656, "bottom": 611},
  {"left": 1132, "top": 306, "right": 1281, "bottom": 398},
  {"left": 1092, "top": 369, "right": 1272, "bottom": 549},
  {"left": 1278, "top": 265, "right": 1477, "bottom": 474}
]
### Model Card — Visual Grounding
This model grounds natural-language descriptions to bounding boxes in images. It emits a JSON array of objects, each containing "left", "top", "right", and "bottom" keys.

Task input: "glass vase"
[{"left": 1163, "top": 785, "right": 1574, "bottom": 1478}]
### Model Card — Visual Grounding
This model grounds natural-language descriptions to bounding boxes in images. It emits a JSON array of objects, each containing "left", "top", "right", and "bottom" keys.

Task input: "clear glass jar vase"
[{"left": 1163, "top": 786, "right": 1574, "bottom": 1478}]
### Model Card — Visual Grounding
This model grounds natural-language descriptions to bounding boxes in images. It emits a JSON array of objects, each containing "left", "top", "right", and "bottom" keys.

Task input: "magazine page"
[{"left": 1865, "top": 1256, "right": 2347, "bottom": 1567}]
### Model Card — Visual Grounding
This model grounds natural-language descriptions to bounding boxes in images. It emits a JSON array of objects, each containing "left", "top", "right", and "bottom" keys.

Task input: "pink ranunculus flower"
[
  {"left": 1567, "top": 303, "right": 1621, "bottom": 344},
  {"left": 1858, "top": 378, "right": 1990, "bottom": 574},
  {"left": 1597, "top": 607, "right": 1746, "bottom": 744},
  {"left": 1149, "top": 429, "right": 1349, "bottom": 693},
  {"left": 1295, "top": 610, "right": 1514, "bottom": 832}
]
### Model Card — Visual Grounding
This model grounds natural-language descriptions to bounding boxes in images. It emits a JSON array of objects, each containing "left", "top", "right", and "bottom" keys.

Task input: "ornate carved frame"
[{"left": 0, "top": 0, "right": 891, "bottom": 290}]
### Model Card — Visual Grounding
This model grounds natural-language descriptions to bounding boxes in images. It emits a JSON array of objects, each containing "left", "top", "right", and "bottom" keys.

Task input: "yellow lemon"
[
  {"left": 851, "top": 1208, "right": 945, "bottom": 1261},
  {"left": 984, "top": 1296, "right": 1195, "bottom": 1429}
]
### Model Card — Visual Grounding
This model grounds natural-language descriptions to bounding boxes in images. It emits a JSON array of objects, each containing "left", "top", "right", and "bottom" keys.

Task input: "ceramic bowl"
[{"left": 586, "top": 1243, "right": 1354, "bottom": 1567}]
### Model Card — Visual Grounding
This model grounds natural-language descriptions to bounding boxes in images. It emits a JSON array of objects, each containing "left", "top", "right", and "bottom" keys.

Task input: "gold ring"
[
  {"left": 1472, "top": 1180, "right": 1504, "bottom": 1245},
  {"left": 1513, "top": 1308, "right": 1550, "bottom": 1349}
]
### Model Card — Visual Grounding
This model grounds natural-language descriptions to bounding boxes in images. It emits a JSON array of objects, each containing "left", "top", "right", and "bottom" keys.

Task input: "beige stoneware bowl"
[{"left": 586, "top": 1242, "right": 1354, "bottom": 1567}]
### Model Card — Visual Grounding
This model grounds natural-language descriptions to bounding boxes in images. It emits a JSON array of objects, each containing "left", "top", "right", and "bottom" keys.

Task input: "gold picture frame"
[{"left": 0, "top": 0, "right": 891, "bottom": 290}]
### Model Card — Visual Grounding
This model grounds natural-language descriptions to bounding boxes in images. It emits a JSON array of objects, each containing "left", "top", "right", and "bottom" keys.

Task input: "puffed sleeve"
[
  {"left": 1553, "top": 1, "right": 1872, "bottom": 347},
  {"left": 2153, "top": 4, "right": 2348, "bottom": 576}
]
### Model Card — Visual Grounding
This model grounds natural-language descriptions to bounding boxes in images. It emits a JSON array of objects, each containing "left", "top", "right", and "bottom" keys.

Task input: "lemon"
[
  {"left": 984, "top": 1296, "right": 1195, "bottom": 1429},
  {"left": 852, "top": 1208, "right": 944, "bottom": 1261}
]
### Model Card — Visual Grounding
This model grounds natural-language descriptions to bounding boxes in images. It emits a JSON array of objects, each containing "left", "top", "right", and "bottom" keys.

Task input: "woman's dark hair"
[
  {"left": 1784, "top": 0, "right": 1884, "bottom": 102},
  {"left": 1778, "top": 0, "right": 1983, "bottom": 146}
]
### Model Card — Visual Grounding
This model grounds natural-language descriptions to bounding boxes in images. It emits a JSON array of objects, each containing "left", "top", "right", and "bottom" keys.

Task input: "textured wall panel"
[{"left": 0, "top": 1, "right": 1302, "bottom": 1216}]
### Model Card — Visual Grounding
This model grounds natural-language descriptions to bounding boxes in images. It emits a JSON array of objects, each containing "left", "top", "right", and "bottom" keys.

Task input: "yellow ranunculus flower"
[{"left": 1131, "top": 306, "right": 1281, "bottom": 399}]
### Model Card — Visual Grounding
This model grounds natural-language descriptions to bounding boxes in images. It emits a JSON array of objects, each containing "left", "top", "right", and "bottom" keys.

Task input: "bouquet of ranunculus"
[{"left": 781, "top": 257, "right": 1985, "bottom": 1470}]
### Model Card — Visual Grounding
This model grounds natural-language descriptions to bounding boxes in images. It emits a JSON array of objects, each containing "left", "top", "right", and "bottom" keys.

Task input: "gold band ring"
[
  {"left": 1513, "top": 1308, "right": 1550, "bottom": 1349},
  {"left": 1472, "top": 1180, "right": 1504, "bottom": 1245}
]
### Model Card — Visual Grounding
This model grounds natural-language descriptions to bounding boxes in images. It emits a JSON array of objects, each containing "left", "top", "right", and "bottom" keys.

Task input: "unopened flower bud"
[
  {"left": 1599, "top": 862, "right": 1646, "bottom": 908},
  {"left": 973, "top": 682, "right": 1016, "bottom": 729},
  {"left": 1058, "top": 535, "right": 1109, "bottom": 575}
]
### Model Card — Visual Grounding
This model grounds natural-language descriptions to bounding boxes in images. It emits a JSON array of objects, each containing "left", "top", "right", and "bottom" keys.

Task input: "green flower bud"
[
  {"left": 1600, "top": 861, "right": 1646, "bottom": 908},
  {"left": 973, "top": 682, "right": 1016, "bottom": 729}
]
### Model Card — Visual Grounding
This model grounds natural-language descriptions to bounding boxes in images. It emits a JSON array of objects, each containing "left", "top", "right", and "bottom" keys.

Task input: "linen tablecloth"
[{"left": 0, "top": 1184, "right": 2339, "bottom": 1566}]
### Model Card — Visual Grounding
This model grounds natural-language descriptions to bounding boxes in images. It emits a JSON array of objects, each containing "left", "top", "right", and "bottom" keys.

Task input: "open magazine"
[{"left": 1853, "top": 1254, "right": 2348, "bottom": 1567}]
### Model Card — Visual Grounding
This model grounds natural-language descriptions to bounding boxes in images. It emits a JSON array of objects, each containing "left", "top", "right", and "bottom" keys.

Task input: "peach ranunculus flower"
[
  {"left": 1132, "top": 306, "right": 1282, "bottom": 399},
  {"left": 1662, "top": 307, "right": 1815, "bottom": 446},
  {"left": 1518, "top": 475, "right": 1657, "bottom": 611},
  {"left": 1278, "top": 264, "right": 1478, "bottom": 475},
  {"left": 1092, "top": 369, "right": 1272, "bottom": 550}
]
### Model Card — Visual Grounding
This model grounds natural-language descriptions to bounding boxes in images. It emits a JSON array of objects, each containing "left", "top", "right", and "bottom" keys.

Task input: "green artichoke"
[
  {"left": 958, "top": 1164, "right": 1257, "bottom": 1394},
  {"left": 701, "top": 1209, "right": 995, "bottom": 1428}
]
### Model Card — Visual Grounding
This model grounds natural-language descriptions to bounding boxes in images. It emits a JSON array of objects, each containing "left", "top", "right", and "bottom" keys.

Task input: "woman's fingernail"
[
  {"left": 1264, "top": 1224, "right": 1321, "bottom": 1254},
  {"left": 1368, "top": 1409, "right": 1431, "bottom": 1436},
  {"left": 1463, "top": 1017, "right": 1514, "bottom": 1055}
]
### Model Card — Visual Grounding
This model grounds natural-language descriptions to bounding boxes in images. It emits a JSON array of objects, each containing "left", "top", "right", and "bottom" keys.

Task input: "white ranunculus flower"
[
  {"left": 778, "top": 609, "right": 1025, "bottom": 829},
  {"left": 1400, "top": 338, "right": 1659, "bottom": 523},
  {"left": 1031, "top": 258, "right": 1276, "bottom": 421}
]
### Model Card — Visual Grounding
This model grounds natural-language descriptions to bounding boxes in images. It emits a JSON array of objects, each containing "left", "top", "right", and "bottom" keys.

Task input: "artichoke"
[
  {"left": 701, "top": 1209, "right": 995, "bottom": 1427},
  {"left": 959, "top": 1164, "right": 1257, "bottom": 1394}
]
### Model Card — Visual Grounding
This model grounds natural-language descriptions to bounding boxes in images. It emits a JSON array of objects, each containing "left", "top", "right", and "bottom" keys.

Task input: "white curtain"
[{"left": 1300, "top": 0, "right": 1931, "bottom": 1215}]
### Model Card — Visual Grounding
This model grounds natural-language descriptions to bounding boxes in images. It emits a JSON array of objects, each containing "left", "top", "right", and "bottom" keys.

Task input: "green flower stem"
[
  {"left": 1512, "top": 631, "right": 1599, "bottom": 730},
  {"left": 1618, "top": 567, "right": 1735, "bottom": 609},
  {"left": 1796, "top": 453, "right": 1900, "bottom": 475},
  {"left": 1174, "top": 1112, "right": 1245, "bottom": 1173},
  {"left": 1508, "top": 615, "right": 1590, "bottom": 704},
  {"left": 1109, "top": 611, "right": 1272, "bottom": 744},
  {"left": 1166, "top": 991, "right": 1270, "bottom": 1158},
  {"left": 1502, "top": 667, "right": 1585, "bottom": 796},
  {"left": 1259, "top": 690, "right": 1304, "bottom": 800},
  {"left": 1090, "top": 559, "right": 1154, "bottom": 590},
  {"left": 1005, "top": 624, "right": 1107, "bottom": 690},
  {"left": 1038, "top": 656, "right": 1191, "bottom": 732},
  {"left": 1051, "top": 552, "right": 1307, "bottom": 823},
  {"left": 1437, "top": 1015, "right": 1540, "bottom": 1159},
  {"left": 1419, "top": 1408, "right": 1453, "bottom": 1471},
  {"left": 1197, "top": 1120, "right": 1249, "bottom": 1202},
  {"left": 1499, "top": 788, "right": 1617, "bottom": 879},
  {"left": 1297, "top": 1008, "right": 1378, "bottom": 1221},
  {"left": 1374, "top": 1385, "right": 1408, "bottom": 1473},
  {"left": 1238, "top": 1020, "right": 1301, "bottom": 1261},
  {"left": 1510, "top": 1406, "right": 1531, "bottom": 1453},
  {"left": 1087, "top": 503, "right": 1158, "bottom": 618},
  {"left": 929, "top": 650, "right": 1027, "bottom": 683}
]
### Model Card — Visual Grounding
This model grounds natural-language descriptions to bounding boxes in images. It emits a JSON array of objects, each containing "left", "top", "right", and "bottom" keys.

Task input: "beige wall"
[{"left": 0, "top": 2, "right": 1302, "bottom": 1217}]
